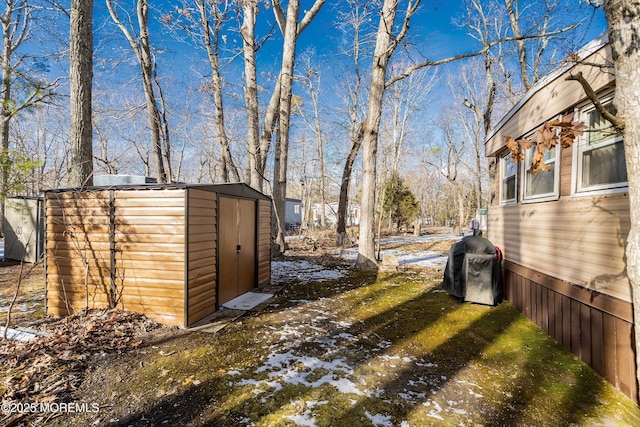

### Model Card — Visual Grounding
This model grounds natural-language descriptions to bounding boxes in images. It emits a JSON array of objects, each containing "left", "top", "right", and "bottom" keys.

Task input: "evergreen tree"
[{"left": 381, "top": 173, "right": 419, "bottom": 232}]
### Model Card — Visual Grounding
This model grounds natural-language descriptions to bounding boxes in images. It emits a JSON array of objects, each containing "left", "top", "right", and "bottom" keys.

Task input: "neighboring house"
[
  {"left": 285, "top": 198, "right": 302, "bottom": 230},
  {"left": 311, "top": 203, "right": 360, "bottom": 227},
  {"left": 485, "top": 35, "right": 637, "bottom": 403}
]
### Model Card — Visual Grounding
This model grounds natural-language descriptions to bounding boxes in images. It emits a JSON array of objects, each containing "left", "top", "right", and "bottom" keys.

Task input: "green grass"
[{"left": 49, "top": 269, "right": 640, "bottom": 426}]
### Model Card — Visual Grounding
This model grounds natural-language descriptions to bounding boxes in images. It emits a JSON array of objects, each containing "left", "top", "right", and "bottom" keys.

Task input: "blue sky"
[
  {"left": 89, "top": 1, "right": 608, "bottom": 96},
  {"left": 79, "top": 1, "right": 609, "bottom": 180}
]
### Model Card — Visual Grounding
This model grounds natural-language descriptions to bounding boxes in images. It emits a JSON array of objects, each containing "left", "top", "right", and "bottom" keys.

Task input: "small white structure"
[{"left": 312, "top": 203, "right": 360, "bottom": 226}]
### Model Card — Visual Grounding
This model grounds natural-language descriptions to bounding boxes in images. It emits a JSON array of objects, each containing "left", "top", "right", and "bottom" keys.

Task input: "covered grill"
[{"left": 442, "top": 235, "right": 502, "bottom": 306}]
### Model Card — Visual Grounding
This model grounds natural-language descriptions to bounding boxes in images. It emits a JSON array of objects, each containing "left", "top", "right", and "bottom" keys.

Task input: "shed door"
[{"left": 218, "top": 197, "right": 256, "bottom": 305}]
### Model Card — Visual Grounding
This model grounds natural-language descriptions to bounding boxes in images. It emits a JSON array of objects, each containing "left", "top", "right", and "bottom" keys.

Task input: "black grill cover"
[{"left": 442, "top": 236, "right": 502, "bottom": 305}]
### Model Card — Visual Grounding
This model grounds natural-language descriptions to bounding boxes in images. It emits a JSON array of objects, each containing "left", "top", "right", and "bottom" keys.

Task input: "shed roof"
[{"left": 44, "top": 182, "right": 271, "bottom": 201}]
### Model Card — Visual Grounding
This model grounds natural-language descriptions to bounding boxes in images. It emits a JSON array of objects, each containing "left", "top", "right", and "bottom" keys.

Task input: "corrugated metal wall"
[
  {"left": 257, "top": 199, "right": 271, "bottom": 286},
  {"left": 46, "top": 191, "right": 113, "bottom": 313},
  {"left": 113, "top": 190, "right": 186, "bottom": 325},
  {"left": 186, "top": 188, "right": 217, "bottom": 326},
  {"left": 46, "top": 184, "right": 272, "bottom": 328},
  {"left": 46, "top": 189, "right": 187, "bottom": 326},
  {"left": 3, "top": 197, "right": 45, "bottom": 263}
]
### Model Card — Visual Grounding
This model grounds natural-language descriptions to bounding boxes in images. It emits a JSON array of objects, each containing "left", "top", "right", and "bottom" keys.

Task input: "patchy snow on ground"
[
  {"left": 334, "top": 234, "right": 460, "bottom": 268},
  {"left": 271, "top": 260, "right": 347, "bottom": 283},
  {"left": 225, "top": 291, "right": 465, "bottom": 425},
  {"left": 365, "top": 410, "right": 394, "bottom": 427},
  {"left": 226, "top": 233, "right": 480, "bottom": 424}
]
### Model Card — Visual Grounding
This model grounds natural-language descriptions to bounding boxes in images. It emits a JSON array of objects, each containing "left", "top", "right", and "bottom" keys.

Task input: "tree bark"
[
  {"left": 356, "top": 0, "right": 397, "bottom": 270},
  {"left": 106, "top": 0, "right": 167, "bottom": 183},
  {"left": 335, "top": 0, "right": 367, "bottom": 246},
  {"left": 69, "top": 0, "right": 94, "bottom": 187},
  {"left": 604, "top": 0, "right": 640, "bottom": 400},
  {"left": 198, "top": 0, "right": 240, "bottom": 183},
  {"left": 505, "top": 0, "right": 530, "bottom": 91},
  {"left": 272, "top": 0, "right": 299, "bottom": 254},
  {"left": 336, "top": 126, "right": 363, "bottom": 246},
  {"left": 241, "top": 1, "right": 262, "bottom": 189}
]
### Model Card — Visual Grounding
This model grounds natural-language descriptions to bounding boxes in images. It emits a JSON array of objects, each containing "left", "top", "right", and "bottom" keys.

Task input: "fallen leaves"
[{"left": 0, "top": 308, "right": 161, "bottom": 425}]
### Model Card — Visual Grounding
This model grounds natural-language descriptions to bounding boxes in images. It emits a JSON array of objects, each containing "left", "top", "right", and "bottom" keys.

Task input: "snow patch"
[
  {"left": 284, "top": 411, "right": 317, "bottom": 427},
  {"left": 271, "top": 260, "right": 346, "bottom": 283},
  {"left": 365, "top": 411, "right": 393, "bottom": 427}
]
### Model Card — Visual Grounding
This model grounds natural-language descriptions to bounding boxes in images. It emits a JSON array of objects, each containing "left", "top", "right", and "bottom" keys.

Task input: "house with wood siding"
[
  {"left": 45, "top": 183, "right": 271, "bottom": 328},
  {"left": 484, "top": 34, "right": 637, "bottom": 403}
]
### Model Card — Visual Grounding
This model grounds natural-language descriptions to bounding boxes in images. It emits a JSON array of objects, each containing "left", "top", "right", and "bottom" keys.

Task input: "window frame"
[
  {"left": 572, "top": 93, "right": 627, "bottom": 196},
  {"left": 521, "top": 126, "right": 561, "bottom": 204},
  {"left": 500, "top": 152, "right": 518, "bottom": 205}
]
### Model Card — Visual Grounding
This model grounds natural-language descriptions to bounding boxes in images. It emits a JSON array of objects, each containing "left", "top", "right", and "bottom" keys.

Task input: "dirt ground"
[
  {"left": 1, "top": 228, "right": 639, "bottom": 426},
  {"left": 0, "top": 260, "right": 46, "bottom": 326}
]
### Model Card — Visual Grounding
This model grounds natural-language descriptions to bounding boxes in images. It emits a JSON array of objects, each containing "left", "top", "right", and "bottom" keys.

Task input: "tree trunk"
[
  {"left": 137, "top": 1, "right": 166, "bottom": 183},
  {"left": 106, "top": 0, "right": 167, "bottom": 183},
  {"left": 69, "top": 0, "right": 94, "bottom": 188},
  {"left": 336, "top": 125, "right": 363, "bottom": 246},
  {"left": 198, "top": 0, "right": 239, "bottom": 183},
  {"left": 1, "top": 5, "right": 13, "bottom": 198},
  {"left": 241, "top": 2, "right": 261, "bottom": 190},
  {"left": 261, "top": 75, "right": 281, "bottom": 174},
  {"left": 356, "top": 0, "right": 397, "bottom": 270},
  {"left": 312, "top": 82, "right": 327, "bottom": 229},
  {"left": 272, "top": 0, "right": 299, "bottom": 255},
  {"left": 604, "top": 0, "right": 640, "bottom": 400}
]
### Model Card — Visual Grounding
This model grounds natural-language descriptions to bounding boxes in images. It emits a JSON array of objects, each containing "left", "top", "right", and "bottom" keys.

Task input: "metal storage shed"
[
  {"left": 44, "top": 183, "right": 271, "bottom": 327},
  {"left": 3, "top": 196, "right": 45, "bottom": 263}
]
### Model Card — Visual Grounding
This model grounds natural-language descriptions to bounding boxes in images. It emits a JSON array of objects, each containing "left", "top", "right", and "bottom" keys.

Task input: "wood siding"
[
  {"left": 486, "top": 43, "right": 614, "bottom": 156},
  {"left": 257, "top": 199, "right": 271, "bottom": 286},
  {"left": 488, "top": 193, "right": 630, "bottom": 302},
  {"left": 46, "top": 189, "right": 186, "bottom": 327},
  {"left": 503, "top": 261, "right": 637, "bottom": 403},
  {"left": 186, "top": 188, "right": 217, "bottom": 326}
]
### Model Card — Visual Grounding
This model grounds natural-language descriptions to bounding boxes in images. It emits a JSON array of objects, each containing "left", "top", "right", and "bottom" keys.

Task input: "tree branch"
[
  {"left": 298, "top": 0, "right": 326, "bottom": 35},
  {"left": 271, "top": 0, "right": 286, "bottom": 34},
  {"left": 566, "top": 71, "right": 625, "bottom": 132},
  {"left": 385, "top": 26, "right": 577, "bottom": 88}
]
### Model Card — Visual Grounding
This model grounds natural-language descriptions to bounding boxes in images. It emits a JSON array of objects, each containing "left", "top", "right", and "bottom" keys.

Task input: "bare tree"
[
  {"left": 295, "top": 55, "right": 328, "bottom": 227},
  {"left": 384, "top": 66, "right": 436, "bottom": 175},
  {"left": 428, "top": 119, "right": 469, "bottom": 233},
  {"left": 240, "top": 0, "right": 262, "bottom": 189},
  {"left": 269, "top": 0, "right": 325, "bottom": 255},
  {"left": 168, "top": 0, "right": 240, "bottom": 182},
  {"left": 69, "top": 0, "right": 93, "bottom": 188},
  {"left": 106, "top": 0, "right": 170, "bottom": 183},
  {"left": 334, "top": 0, "right": 375, "bottom": 246},
  {"left": 0, "top": 0, "right": 58, "bottom": 204},
  {"left": 357, "top": 0, "right": 419, "bottom": 270}
]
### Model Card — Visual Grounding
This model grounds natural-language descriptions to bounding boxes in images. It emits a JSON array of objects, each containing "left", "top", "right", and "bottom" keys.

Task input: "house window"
[
  {"left": 294, "top": 204, "right": 300, "bottom": 214},
  {"left": 576, "top": 97, "right": 627, "bottom": 193},
  {"left": 501, "top": 153, "right": 517, "bottom": 204},
  {"left": 523, "top": 144, "right": 559, "bottom": 202}
]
